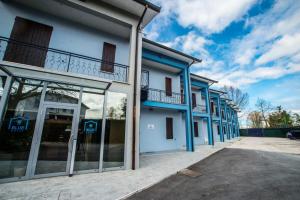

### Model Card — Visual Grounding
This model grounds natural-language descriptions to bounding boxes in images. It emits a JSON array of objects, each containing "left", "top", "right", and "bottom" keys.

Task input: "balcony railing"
[
  {"left": 193, "top": 104, "right": 207, "bottom": 113},
  {"left": 0, "top": 37, "right": 128, "bottom": 82},
  {"left": 141, "top": 88, "right": 183, "bottom": 104}
]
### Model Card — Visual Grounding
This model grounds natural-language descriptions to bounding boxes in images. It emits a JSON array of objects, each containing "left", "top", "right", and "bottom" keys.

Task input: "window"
[
  {"left": 194, "top": 122, "right": 199, "bottom": 137},
  {"left": 210, "top": 101, "right": 214, "bottom": 113},
  {"left": 192, "top": 93, "right": 197, "bottom": 108},
  {"left": 165, "top": 77, "right": 172, "bottom": 96},
  {"left": 101, "top": 42, "right": 116, "bottom": 73},
  {"left": 166, "top": 117, "right": 173, "bottom": 139},
  {"left": 4, "top": 17, "right": 53, "bottom": 67}
]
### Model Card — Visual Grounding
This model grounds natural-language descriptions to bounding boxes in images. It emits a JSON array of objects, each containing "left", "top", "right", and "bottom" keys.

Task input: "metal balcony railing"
[
  {"left": 193, "top": 104, "right": 207, "bottom": 113},
  {"left": 0, "top": 37, "right": 129, "bottom": 82},
  {"left": 141, "top": 88, "right": 183, "bottom": 104}
]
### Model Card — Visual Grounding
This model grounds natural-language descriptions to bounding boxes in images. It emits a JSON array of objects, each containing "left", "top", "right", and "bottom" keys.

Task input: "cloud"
[
  {"left": 232, "top": 0, "right": 300, "bottom": 66},
  {"left": 255, "top": 33, "right": 300, "bottom": 65},
  {"left": 147, "top": 0, "right": 257, "bottom": 35},
  {"left": 175, "top": 0, "right": 257, "bottom": 34}
]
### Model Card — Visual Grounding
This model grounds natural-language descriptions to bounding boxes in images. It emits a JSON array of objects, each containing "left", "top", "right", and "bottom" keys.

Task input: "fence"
[{"left": 240, "top": 127, "right": 300, "bottom": 138}]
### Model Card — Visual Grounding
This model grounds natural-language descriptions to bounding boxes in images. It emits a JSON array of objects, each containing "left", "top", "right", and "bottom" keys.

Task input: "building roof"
[
  {"left": 190, "top": 73, "right": 218, "bottom": 84},
  {"left": 209, "top": 88, "right": 226, "bottom": 95},
  {"left": 100, "top": 0, "right": 161, "bottom": 26},
  {"left": 142, "top": 38, "right": 202, "bottom": 65}
]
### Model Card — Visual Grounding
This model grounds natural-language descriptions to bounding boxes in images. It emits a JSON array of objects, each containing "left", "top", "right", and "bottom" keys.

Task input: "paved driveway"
[{"left": 127, "top": 137, "right": 300, "bottom": 200}]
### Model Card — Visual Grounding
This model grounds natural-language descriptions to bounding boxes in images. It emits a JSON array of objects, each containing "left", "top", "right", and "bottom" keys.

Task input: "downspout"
[{"left": 132, "top": 5, "right": 148, "bottom": 170}]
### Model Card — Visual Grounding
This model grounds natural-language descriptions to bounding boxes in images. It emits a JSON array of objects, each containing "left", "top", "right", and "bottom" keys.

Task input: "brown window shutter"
[
  {"left": 192, "top": 93, "right": 197, "bottom": 108},
  {"left": 165, "top": 77, "right": 172, "bottom": 96},
  {"left": 166, "top": 117, "right": 173, "bottom": 139},
  {"left": 101, "top": 42, "right": 116, "bottom": 73},
  {"left": 210, "top": 101, "right": 214, "bottom": 113},
  {"left": 194, "top": 122, "right": 199, "bottom": 137},
  {"left": 4, "top": 17, "right": 53, "bottom": 67},
  {"left": 181, "top": 89, "right": 184, "bottom": 104}
]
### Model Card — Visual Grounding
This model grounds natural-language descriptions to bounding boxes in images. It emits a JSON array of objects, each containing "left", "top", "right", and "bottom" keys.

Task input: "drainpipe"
[{"left": 132, "top": 5, "right": 148, "bottom": 170}]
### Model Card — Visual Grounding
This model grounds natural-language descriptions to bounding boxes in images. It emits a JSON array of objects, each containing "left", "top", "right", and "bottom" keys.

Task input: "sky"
[{"left": 145, "top": 0, "right": 300, "bottom": 126}]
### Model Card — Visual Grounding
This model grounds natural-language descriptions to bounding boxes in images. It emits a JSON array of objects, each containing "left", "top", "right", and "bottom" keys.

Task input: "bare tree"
[
  {"left": 247, "top": 111, "right": 263, "bottom": 128},
  {"left": 255, "top": 98, "right": 273, "bottom": 127},
  {"left": 221, "top": 86, "right": 249, "bottom": 110}
]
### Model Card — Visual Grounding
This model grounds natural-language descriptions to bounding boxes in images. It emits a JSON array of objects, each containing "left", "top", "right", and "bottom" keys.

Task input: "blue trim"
[
  {"left": 204, "top": 87, "right": 213, "bottom": 145},
  {"left": 143, "top": 101, "right": 188, "bottom": 110},
  {"left": 193, "top": 112, "right": 210, "bottom": 118},
  {"left": 142, "top": 49, "right": 188, "bottom": 70},
  {"left": 191, "top": 80, "right": 209, "bottom": 88},
  {"left": 183, "top": 68, "right": 194, "bottom": 151}
]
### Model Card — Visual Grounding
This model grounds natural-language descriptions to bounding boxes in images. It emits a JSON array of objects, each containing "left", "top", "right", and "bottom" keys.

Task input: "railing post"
[{"left": 66, "top": 53, "right": 72, "bottom": 72}]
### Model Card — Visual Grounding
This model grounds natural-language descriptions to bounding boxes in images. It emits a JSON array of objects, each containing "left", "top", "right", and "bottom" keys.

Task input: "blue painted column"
[
  {"left": 217, "top": 95, "right": 224, "bottom": 142},
  {"left": 205, "top": 87, "right": 213, "bottom": 145},
  {"left": 183, "top": 67, "right": 194, "bottom": 151}
]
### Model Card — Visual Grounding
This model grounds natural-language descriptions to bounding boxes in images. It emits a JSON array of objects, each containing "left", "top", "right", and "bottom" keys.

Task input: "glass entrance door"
[{"left": 33, "top": 104, "right": 78, "bottom": 176}]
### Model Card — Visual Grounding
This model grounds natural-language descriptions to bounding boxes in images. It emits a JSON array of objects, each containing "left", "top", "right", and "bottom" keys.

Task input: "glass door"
[{"left": 33, "top": 103, "right": 78, "bottom": 177}]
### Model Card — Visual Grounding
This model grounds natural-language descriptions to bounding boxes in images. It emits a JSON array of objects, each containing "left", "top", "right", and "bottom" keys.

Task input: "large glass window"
[
  {"left": 74, "top": 89, "right": 104, "bottom": 171},
  {"left": 45, "top": 83, "right": 80, "bottom": 104},
  {"left": 0, "top": 75, "right": 7, "bottom": 101},
  {"left": 0, "top": 78, "right": 43, "bottom": 179},
  {"left": 103, "top": 92, "right": 127, "bottom": 169}
]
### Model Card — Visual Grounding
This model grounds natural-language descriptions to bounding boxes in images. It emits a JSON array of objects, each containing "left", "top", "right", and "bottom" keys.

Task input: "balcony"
[
  {"left": 141, "top": 88, "right": 183, "bottom": 105},
  {"left": 0, "top": 37, "right": 129, "bottom": 82},
  {"left": 193, "top": 104, "right": 207, "bottom": 113}
]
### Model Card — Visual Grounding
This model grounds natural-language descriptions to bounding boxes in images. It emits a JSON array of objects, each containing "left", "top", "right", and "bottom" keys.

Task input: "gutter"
[{"left": 132, "top": 4, "right": 148, "bottom": 170}]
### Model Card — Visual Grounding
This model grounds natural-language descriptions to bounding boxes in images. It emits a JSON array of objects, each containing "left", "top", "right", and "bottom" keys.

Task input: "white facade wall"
[
  {"left": 0, "top": 1, "right": 142, "bottom": 171},
  {"left": 213, "top": 122, "right": 221, "bottom": 142},
  {"left": 139, "top": 108, "right": 186, "bottom": 153},
  {"left": 0, "top": 2, "right": 130, "bottom": 66},
  {"left": 191, "top": 89, "right": 206, "bottom": 107},
  {"left": 142, "top": 66, "right": 181, "bottom": 93},
  {"left": 194, "top": 118, "right": 209, "bottom": 145}
]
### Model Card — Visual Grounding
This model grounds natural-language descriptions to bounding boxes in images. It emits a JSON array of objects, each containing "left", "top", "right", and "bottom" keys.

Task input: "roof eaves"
[
  {"left": 143, "top": 38, "right": 202, "bottom": 63},
  {"left": 132, "top": 0, "right": 161, "bottom": 13},
  {"left": 190, "top": 73, "right": 218, "bottom": 83}
]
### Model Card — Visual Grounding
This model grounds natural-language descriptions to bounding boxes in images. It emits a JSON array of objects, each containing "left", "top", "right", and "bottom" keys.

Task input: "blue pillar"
[
  {"left": 217, "top": 95, "right": 224, "bottom": 142},
  {"left": 183, "top": 67, "right": 194, "bottom": 151},
  {"left": 205, "top": 87, "right": 213, "bottom": 145}
]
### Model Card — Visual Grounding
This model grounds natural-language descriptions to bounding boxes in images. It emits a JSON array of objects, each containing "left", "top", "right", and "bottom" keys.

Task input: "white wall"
[
  {"left": 142, "top": 66, "right": 181, "bottom": 93},
  {"left": 139, "top": 108, "right": 186, "bottom": 153},
  {"left": 213, "top": 122, "right": 220, "bottom": 142},
  {"left": 194, "top": 118, "right": 209, "bottom": 145},
  {"left": 191, "top": 89, "right": 206, "bottom": 107},
  {"left": 0, "top": 2, "right": 130, "bottom": 66}
]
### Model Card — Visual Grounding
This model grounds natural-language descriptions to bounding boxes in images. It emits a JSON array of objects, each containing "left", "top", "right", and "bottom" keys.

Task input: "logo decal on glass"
[
  {"left": 8, "top": 116, "right": 29, "bottom": 133},
  {"left": 84, "top": 120, "right": 97, "bottom": 134}
]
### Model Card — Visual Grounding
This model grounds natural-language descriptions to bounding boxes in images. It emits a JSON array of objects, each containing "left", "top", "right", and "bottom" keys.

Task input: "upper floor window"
[
  {"left": 210, "top": 101, "right": 214, "bottom": 113},
  {"left": 4, "top": 17, "right": 53, "bottom": 67},
  {"left": 192, "top": 93, "right": 197, "bottom": 108},
  {"left": 165, "top": 77, "right": 172, "bottom": 96},
  {"left": 101, "top": 42, "right": 116, "bottom": 73}
]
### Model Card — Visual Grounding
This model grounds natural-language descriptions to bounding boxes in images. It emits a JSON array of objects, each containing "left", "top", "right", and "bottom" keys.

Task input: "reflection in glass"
[
  {"left": 0, "top": 79, "right": 43, "bottom": 179},
  {"left": 35, "top": 108, "right": 74, "bottom": 175},
  {"left": 45, "top": 83, "right": 80, "bottom": 104},
  {"left": 0, "top": 76, "right": 7, "bottom": 101},
  {"left": 74, "top": 92, "right": 104, "bottom": 171},
  {"left": 103, "top": 92, "right": 127, "bottom": 168}
]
